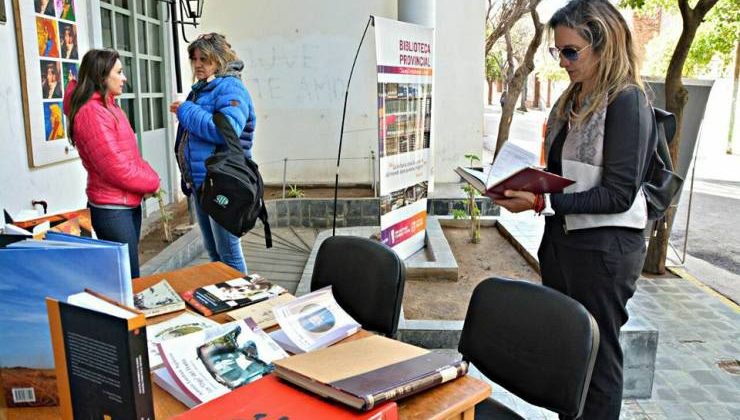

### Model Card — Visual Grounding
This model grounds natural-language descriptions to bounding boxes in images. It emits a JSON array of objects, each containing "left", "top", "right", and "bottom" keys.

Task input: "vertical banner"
[{"left": 374, "top": 17, "right": 433, "bottom": 260}]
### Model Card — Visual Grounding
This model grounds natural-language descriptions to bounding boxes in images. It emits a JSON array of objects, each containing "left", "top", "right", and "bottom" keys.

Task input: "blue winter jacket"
[{"left": 175, "top": 61, "right": 256, "bottom": 193}]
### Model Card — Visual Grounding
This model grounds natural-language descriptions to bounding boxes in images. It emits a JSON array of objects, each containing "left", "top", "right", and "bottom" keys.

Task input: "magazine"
[
  {"left": 134, "top": 279, "right": 186, "bottom": 317},
  {"left": 146, "top": 311, "right": 219, "bottom": 369},
  {"left": 157, "top": 319, "right": 288, "bottom": 406},
  {"left": 270, "top": 286, "right": 360, "bottom": 354},
  {"left": 181, "top": 274, "right": 286, "bottom": 317}
]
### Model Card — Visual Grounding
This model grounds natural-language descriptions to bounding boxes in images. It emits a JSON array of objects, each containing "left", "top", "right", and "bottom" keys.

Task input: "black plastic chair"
[
  {"left": 310, "top": 235, "right": 406, "bottom": 338},
  {"left": 458, "top": 277, "right": 600, "bottom": 419}
]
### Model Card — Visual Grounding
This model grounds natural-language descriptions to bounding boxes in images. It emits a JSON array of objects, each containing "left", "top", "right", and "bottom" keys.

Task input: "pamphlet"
[
  {"left": 134, "top": 279, "right": 186, "bottom": 317},
  {"left": 271, "top": 286, "right": 360, "bottom": 354},
  {"left": 157, "top": 319, "right": 288, "bottom": 406},
  {"left": 146, "top": 311, "right": 219, "bottom": 369}
]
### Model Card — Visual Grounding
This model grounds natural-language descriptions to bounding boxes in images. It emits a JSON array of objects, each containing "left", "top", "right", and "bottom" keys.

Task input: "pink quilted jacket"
[{"left": 64, "top": 81, "right": 159, "bottom": 206}]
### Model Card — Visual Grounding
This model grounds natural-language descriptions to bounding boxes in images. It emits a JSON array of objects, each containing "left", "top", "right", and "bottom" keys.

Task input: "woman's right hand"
[{"left": 169, "top": 101, "right": 182, "bottom": 114}]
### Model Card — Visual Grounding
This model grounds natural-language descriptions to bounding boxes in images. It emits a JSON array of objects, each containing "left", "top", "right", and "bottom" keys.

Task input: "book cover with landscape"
[{"left": 0, "top": 233, "right": 131, "bottom": 408}]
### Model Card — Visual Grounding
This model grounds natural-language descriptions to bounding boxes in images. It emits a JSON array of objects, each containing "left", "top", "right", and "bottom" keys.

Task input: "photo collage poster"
[
  {"left": 36, "top": 0, "right": 78, "bottom": 141},
  {"left": 14, "top": 0, "right": 85, "bottom": 166},
  {"left": 374, "top": 16, "right": 433, "bottom": 259}
]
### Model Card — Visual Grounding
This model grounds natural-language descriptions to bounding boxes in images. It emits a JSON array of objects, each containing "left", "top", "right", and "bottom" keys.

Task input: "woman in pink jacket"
[{"left": 64, "top": 49, "right": 159, "bottom": 278}]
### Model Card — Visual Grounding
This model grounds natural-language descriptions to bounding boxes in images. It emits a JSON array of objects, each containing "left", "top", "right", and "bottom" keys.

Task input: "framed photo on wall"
[{"left": 12, "top": 0, "right": 86, "bottom": 167}]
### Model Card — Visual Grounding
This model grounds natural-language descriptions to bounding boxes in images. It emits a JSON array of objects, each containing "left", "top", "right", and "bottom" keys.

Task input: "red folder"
[{"left": 171, "top": 374, "right": 398, "bottom": 420}]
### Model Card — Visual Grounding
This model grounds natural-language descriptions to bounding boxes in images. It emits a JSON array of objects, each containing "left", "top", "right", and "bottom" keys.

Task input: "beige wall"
[{"left": 180, "top": 0, "right": 486, "bottom": 186}]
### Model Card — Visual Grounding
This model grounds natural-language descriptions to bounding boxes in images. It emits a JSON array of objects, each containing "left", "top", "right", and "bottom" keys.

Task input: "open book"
[
  {"left": 270, "top": 286, "right": 360, "bottom": 354},
  {"left": 455, "top": 142, "right": 574, "bottom": 200},
  {"left": 155, "top": 318, "right": 287, "bottom": 407}
]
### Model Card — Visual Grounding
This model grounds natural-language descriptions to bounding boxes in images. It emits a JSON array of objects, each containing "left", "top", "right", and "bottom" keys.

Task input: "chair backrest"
[
  {"left": 310, "top": 236, "right": 406, "bottom": 337},
  {"left": 458, "top": 278, "right": 599, "bottom": 418}
]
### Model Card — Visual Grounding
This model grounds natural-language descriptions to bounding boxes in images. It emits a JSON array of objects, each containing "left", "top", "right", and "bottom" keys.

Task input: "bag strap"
[
  {"left": 213, "top": 112, "right": 244, "bottom": 157},
  {"left": 652, "top": 106, "right": 677, "bottom": 172},
  {"left": 259, "top": 205, "right": 272, "bottom": 248}
]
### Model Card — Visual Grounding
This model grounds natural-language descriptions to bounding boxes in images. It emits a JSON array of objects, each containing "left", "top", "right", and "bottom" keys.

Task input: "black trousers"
[{"left": 538, "top": 234, "right": 645, "bottom": 420}]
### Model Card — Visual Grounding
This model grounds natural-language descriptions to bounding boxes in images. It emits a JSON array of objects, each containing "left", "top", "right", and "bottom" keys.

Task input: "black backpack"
[
  {"left": 199, "top": 113, "right": 272, "bottom": 247},
  {"left": 643, "top": 107, "right": 684, "bottom": 221}
]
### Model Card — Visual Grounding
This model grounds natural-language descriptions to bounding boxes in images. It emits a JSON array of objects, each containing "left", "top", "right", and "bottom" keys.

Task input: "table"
[{"left": 1, "top": 262, "right": 490, "bottom": 420}]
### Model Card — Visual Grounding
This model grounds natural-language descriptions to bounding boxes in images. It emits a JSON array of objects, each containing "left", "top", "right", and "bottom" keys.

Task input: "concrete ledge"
[
  {"left": 405, "top": 217, "right": 458, "bottom": 282},
  {"left": 140, "top": 227, "right": 204, "bottom": 277},
  {"left": 620, "top": 317, "right": 659, "bottom": 399},
  {"left": 295, "top": 226, "right": 380, "bottom": 297}
]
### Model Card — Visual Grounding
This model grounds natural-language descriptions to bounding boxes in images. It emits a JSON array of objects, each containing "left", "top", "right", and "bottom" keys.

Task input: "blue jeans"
[
  {"left": 89, "top": 205, "right": 142, "bottom": 278},
  {"left": 192, "top": 193, "right": 247, "bottom": 273}
]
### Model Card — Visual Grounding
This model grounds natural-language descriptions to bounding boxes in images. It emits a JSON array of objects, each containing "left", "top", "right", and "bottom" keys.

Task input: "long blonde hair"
[
  {"left": 187, "top": 33, "right": 238, "bottom": 80},
  {"left": 549, "top": 0, "right": 643, "bottom": 124}
]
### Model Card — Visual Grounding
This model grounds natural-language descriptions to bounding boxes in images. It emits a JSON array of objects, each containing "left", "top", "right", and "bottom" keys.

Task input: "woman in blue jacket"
[{"left": 170, "top": 33, "right": 256, "bottom": 273}]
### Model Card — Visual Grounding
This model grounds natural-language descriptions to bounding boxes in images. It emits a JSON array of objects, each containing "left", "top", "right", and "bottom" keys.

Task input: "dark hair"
[{"left": 66, "top": 49, "right": 119, "bottom": 145}]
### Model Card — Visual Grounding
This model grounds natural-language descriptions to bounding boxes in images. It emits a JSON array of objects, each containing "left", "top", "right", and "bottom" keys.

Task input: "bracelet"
[{"left": 532, "top": 194, "right": 545, "bottom": 214}]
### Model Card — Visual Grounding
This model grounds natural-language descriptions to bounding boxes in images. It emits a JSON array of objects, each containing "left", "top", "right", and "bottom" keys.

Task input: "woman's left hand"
[{"left": 495, "top": 190, "right": 536, "bottom": 213}]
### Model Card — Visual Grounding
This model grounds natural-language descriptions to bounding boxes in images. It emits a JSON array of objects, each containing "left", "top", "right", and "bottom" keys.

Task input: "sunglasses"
[{"left": 549, "top": 44, "right": 591, "bottom": 61}]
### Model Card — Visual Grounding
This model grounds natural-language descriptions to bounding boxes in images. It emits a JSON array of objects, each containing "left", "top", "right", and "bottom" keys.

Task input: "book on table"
[
  {"left": 154, "top": 318, "right": 288, "bottom": 407},
  {"left": 46, "top": 289, "right": 154, "bottom": 420},
  {"left": 270, "top": 286, "right": 360, "bottom": 354},
  {"left": 133, "top": 279, "right": 186, "bottom": 317},
  {"left": 455, "top": 141, "right": 574, "bottom": 200},
  {"left": 170, "top": 374, "right": 399, "bottom": 420},
  {"left": 146, "top": 311, "right": 219, "bottom": 370},
  {"left": 226, "top": 292, "right": 296, "bottom": 329},
  {"left": 0, "top": 232, "right": 132, "bottom": 408},
  {"left": 180, "top": 274, "right": 286, "bottom": 317},
  {"left": 273, "top": 335, "right": 469, "bottom": 411}
]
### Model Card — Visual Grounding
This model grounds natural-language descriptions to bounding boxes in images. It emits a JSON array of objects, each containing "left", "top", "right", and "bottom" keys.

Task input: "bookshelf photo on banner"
[
  {"left": 374, "top": 16, "right": 433, "bottom": 260},
  {"left": 12, "top": 0, "right": 86, "bottom": 167}
]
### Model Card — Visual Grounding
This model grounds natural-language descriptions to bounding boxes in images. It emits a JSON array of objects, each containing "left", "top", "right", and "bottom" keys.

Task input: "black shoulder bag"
[
  {"left": 199, "top": 113, "right": 272, "bottom": 247},
  {"left": 643, "top": 107, "right": 684, "bottom": 221}
]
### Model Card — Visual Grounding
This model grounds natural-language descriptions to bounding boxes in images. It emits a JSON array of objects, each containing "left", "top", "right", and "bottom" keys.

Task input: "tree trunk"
[
  {"left": 487, "top": 79, "right": 494, "bottom": 105},
  {"left": 519, "top": 75, "right": 528, "bottom": 111},
  {"left": 495, "top": 1, "right": 543, "bottom": 156},
  {"left": 727, "top": 40, "right": 739, "bottom": 154},
  {"left": 485, "top": 0, "right": 529, "bottom": 55},
  {"left": 643, "top": 0, "right": 719, "bottom": 274}
]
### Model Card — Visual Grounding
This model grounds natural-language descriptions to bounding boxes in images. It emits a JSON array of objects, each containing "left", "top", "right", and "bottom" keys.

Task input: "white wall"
[
  {"left": 180, "top": 0, "right": 396, "bottom": 185},
  {"left": 0, "top": 0, "right": 89, "bottom": 218},
  {"left": 431, "top": 0, "right": 485, "bottom": 183}
]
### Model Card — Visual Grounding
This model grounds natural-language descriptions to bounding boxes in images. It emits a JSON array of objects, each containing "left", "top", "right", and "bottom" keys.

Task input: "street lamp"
[{"left": 159, "top": 0, "right": 204, "bottom": 42}]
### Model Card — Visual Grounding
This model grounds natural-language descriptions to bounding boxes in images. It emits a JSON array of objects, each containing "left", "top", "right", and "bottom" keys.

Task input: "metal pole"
[
  {"left": 282, "top": 158, "right": 287, "bottom": 199},
  {"left": 371, "top": 150, "right": 377, "bottom": 197},
  {"left": 332, "top": 16, "right": 374, "bottom": 236}
]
